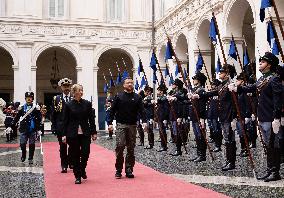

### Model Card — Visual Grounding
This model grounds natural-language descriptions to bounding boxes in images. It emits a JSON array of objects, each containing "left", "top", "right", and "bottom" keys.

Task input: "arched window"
[
  {"left": 49, "top": 0, "right": 65, "bottom": 18},
  {"left": 0, "top": 0, "right": 5, "bottom": 17},
  {"left": 108, "top": 0, "right": 124, "bottom": 22}
]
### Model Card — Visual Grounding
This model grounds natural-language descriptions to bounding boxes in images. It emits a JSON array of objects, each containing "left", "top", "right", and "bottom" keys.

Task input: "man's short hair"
[{"left": 123, "top": 77, "right": 133, "bottom": 84}]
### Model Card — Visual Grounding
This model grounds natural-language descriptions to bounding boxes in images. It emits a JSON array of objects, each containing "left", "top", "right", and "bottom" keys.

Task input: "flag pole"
[{"left": 231, "top": 34, "right": 244, "bottom": 72}]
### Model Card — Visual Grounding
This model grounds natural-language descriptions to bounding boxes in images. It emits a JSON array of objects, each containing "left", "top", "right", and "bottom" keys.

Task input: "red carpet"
[{"left": 43, "top": 142, "right": 229, "bottom": 198}]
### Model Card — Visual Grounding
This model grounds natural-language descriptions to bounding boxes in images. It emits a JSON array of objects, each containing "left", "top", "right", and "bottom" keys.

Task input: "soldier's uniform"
[
  {"left": 4, "top": 104, "right": 15, "bottom": 142},
  {"left": 12, "top": 92, "right": 41, "bottom": 164},
  {"left": 143, "top": 86, "right": 155, "bottom": 149},
  {"left": 51, "top": 78, "right": 73, "bottom": 173},
  {"left": 105, "top": 94, "right": 114, "bottom": 140},
  {"left": 137, "top": 90, "right": 145, "bottom": 146},
  {"left": 188, "top": 72, "right": 208, "bottom": 162},
  {"left": 207, "top": 79, "right": 222, "bottom": 152},
  {"left": 237, "top": 52, "right": 282, "bottom": 182},
  {"left": 168, "top": 79, "right": 188, "bottom": 156},
  {"left": 156, "top": 84, "right": 170, "bottom": 152},
  {"left": 235, "top": 73, "right": 252, "bottom": 157}
]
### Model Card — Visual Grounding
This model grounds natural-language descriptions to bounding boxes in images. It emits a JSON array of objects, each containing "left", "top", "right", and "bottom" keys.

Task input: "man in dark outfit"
[
  {"left": 108, "top": 77, "right": 147, "bottom": 179},
  {"left": 233, "top": 52, "right": 283, "bottom": 182},
  {"left": 51, "top": 78, "right": 73, "bottom": 173}
]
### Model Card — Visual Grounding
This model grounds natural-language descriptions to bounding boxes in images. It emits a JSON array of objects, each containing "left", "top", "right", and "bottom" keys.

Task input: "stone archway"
[
  {"left": 97, "top": 48, "right": 133, "bottom": 130},
  {"left": 0, "top": 47, "right": 14, "bottom": 103},
  {"left": 175, "top": 33, "right": 188, "bottom": 77},
  {"left": 36, "top": 47, "right": 77, "bottom": 120},
  {"left": 225, "top": 0, "right": 255, "bottom": 74}
]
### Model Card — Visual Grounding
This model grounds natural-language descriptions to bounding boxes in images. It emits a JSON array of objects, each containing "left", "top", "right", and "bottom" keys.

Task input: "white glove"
[
  {"left": 177, "top": 118, "right": 182, "bottom": 124},
  {"left": 149, "top": 119, "right": 153, "bottom": 124},
  {"left": 272, "top": 119, "right": 281, "bottom": 134},
  {"left": 245, "top": 118, "right": 250, "bottom": 124},
  {"left": 247, "top": 93, "right": 253, "bottom": 97},
  {"left": 281, "top": 117, "right": 284, "bottom": 126},
  {"left": 187, "top": 93, "right": 193, "bottom": 99},
  {"left": 172, "top": 97, "right": 177, "bottom": 101},
  {"left": 151, "top": 100, "right": 155, "bottom": 104},
  {"left": 142, "top": 123, "right": 147, "bottom": 130},
  {"left": 231, "top": 119, "right": 237, "bottom": 131},
  {"left": 162, "top": 120, "right": 167, "bottom": 126},
  {"left": 251, "top": 114, "right": 256, "bottom": 121},
  {"left": 228, "top": 83, "right": 237, "bottom": 92},
  {"left": 200, "top": 118, "right": 205, "bottom": 129},
  {"left": 37, "top": 130, "right": 42, "bottom": 135},
  {"left": 192, "top": 94, "right": 200, "bottom": 99}
]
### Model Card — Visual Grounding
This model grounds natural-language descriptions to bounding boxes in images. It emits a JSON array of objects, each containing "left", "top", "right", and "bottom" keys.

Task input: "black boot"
[
  {"left": 144, "top": 128, "right": 154, "bottom": 149},
  {"left": 6, "top": 133, "right": 10, "bottom": 142},
  {"left": 158, "top": 132, "right": 167, "bottom": 152},
  {"left": 264, "top": 148, "right": 281, "bottom": 182},
  {"left": 28, "top": 144, "right": 35, "bottom": 164},
  {"left": 222, "top": 142, "right": 236, "bottom": 171},
  {"left": 239, "top": 137, "right": 248, "bottom": 157},
  {"left": 194, "top": 138, "right": 206, "bottom": 162},
  {"left": 20, "top": 144, "right": 26, "bottom": 162},
  {"left": 189, "top": 139, "right": 199, "bottom": 161},
  {"left": 257, "top": 147, "right": 273, "bottom": 180},
  {"left": 170, "top": 136, "right": 182, "bottom": 156},
  {"left": 279, "top": 138, "right": 284, "bottom": 164},
  {"left": 137, "top": 124, "right": 144, "bottom": 146}
]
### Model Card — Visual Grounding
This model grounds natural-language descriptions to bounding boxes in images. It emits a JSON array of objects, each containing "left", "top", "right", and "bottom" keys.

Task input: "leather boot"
[
  {"left": 137, "top": 124, "right": 144, "bottom": 146},
  {"left": 194, "top": 138, "right": 206, "bottom": 162},
  {"left": 239, "top": 137, "right": 248, "bottom": 157},
  {"left": 20, "top": 144, "right": 26, "bottom": 162},
  {"left": 257, "top": 147, "right": 273, "bottom": 180},
  {"left": 28, "top": 144, "right": 35, "bottom": 164},
  {"left": 158, "top": 132, "right": 167, "bottom": 152},
  {"left": 170, "top": 136, "right": 182, "bottom": 156},
  {"left": 222, "top": 142, "right": 235, "bottom": 171},
  {"left": 264, "top": 148, "right": 281, "bottom": 182},
  {"left": 189, "top": 139, "right": 199, "bottom": 161}
]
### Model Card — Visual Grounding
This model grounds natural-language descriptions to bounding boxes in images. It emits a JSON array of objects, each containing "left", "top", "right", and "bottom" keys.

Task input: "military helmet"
[
  {"left": 157, "top": 84, "right": 168, "bottom": 93},
  {"left": 173, "top": 78, "right": 184, "bottom": 88},
  {"left": 192, "top": 71, "right": 207, "bottom": 86},
  {"left": 259, "top": 52, "right": 279, "bottom": 69},
  {"left": 219, "top": 64, "right": 237, "bottom": 79},
  {"left": 25, "top": 92, "right": 34, "bottom": 99},
  {"left": 144, "top": 85, "right": 153, "bottom": 93}
]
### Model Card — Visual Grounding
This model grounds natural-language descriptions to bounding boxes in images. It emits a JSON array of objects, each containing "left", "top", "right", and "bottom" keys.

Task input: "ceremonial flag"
[
  {"left": 140, "top": 75, "right": 147, "bottom": 88},
  {"left": 103, "top": 83, "right": 108, "bottom": 93},
  {"left": 135, "top": 78, "right": 139, "bottom": 91},
  {"left": 267, "top": 21, "right": 275, "bottom": 47},
  {"left": 216, "top": 56, "right": 222, "bottom": 73},
  {"left": 272, "top": 40, "right": 280, "bottom": 55},
  {"left": 138, "top": 58, "right": 143, "bottom": 76},
  {"left": 122, "top": 70, "right": 129, "bottom": 80},
  {"left": 175, "top": 64, "right": 179, "bottom": 77},
  {"left": 150, "top": 51, "right": 158, "bottom": 72},
  {"left": 260, "top": 0, "right": 272, "bottom": 22},
  {"left": 153, "top": 71, "right": 158, "bottom": 84},
  {"left": 165, "top": 40, "right": 174, "bottom": 60},
  {"left": 165, "top": 66, "right": 170, "bottom": 77},
  {"left": 169, "top": 74, "right": 174, "bottom": 86},
  {"left": 229, "top": 39, "right": 237, "bottom": 61},
  {"left": 209, "top": 17, "right": 218, "bottom": 43},
  {"left": 116, "top": 72, "right": 122, "bottom": 85},
  {"left": 196, "top": 52, "right": 204, "bottom": 71},
  {"left": 243, "top": 48, "right": 250, "bottom": 66}
]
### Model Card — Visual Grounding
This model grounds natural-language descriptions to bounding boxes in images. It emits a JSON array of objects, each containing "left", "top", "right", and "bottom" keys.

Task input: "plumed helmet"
[
  {"left": 25, "top": 92, "right": 34, "bottom": 99},
  {"left": 173, "top": 78, "right": 184, "bottom": 88},
  {"left": 58, "top": 78, "right": 72, "bottom": 86},
  {"left": 219, "top": 64, "right": 237, "bottom": 79}
]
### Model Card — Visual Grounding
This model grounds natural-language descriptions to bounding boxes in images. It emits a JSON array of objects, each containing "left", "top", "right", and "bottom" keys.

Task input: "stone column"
[
  {"left": 93, "top": 67, "right": 99, "bottom": 127},
  {"left": 15, "top": 42, "right": 33, "bottom": 104}
]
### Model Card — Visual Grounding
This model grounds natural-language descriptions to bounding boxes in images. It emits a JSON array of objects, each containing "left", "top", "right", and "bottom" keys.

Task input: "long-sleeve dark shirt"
[{"left": 108, "top": 91, "right": 146, "bottom": 125}]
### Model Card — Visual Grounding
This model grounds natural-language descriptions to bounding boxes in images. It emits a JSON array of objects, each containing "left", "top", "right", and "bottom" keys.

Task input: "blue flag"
[
  {"left": 138, "top": 59, "right": 143, "bottom": 76},
  {"left": 272, "top": 40, "right": 280, "bottom": 55},
  {"left": 116, "top": 72, "right": 122, "bottom": 85},
  {"left": 165, "top": 41, "right": 174, "bottom": 60},
  {"left": 229, "top": 39, "right": 237, "bottom": 61},
  {"left": 216, "top": 56, "right": 221, "bottom": 73},
  {"left": 260, "top": 0, "right": 272, "bottom": 22},
  {"left": 165, "top": 66, "right": 170, "bottom": 77},
  {"left": 109, "top": 78, "right": 115, "bottom": 87},
  {"left": 150, "top": 52, "right": 158, "bottom": 72},
  {"left": 103, "top": 83, "right": 108, "bottom": 93},
  {"left": 140, "top": 75, "right": 147, "bottom": 88},
  {"left": 209, "top": 17, "right": 218, "bottom": 43},
  {"left": 175, "top": 64, "right": 179, "bottom": 77},
  {"left": 183, "top": 68, "right": 188, "bottom": 81},
  {"left": 122, "top": 70, "right": 129, "bottom": 80},
  {"left": 243, "top": 48, "right": 250, "bottom": 66},
  {"left": 267, "top": 21, "right": 275, "bottom": 47},
  {"left": 169, "top": 74, "right": 174, "bottom": 86},
  {"left": 153, "top": 71, "right": 157, "bottom": 84},
  {"left": 196, "top": 53, "right": 204, "bottom": 71},
  {"left": 135, "top": 79, "right": 139, "bottom": 91}
]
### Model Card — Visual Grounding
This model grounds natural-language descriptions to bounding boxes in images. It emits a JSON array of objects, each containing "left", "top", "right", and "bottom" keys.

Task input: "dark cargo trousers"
[{"left": 115, "top": 123, "right": 137, "bottom": 172}]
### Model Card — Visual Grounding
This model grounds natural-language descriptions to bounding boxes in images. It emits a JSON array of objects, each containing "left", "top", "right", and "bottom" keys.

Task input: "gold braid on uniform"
[{"left": 53, "top": 96, "right": 63, "bottom": 112}]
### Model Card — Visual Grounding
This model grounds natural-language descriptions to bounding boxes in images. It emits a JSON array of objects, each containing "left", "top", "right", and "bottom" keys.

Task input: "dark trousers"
[
  {"left": 115, "top": 123, "right": 137, "bottom": 172},
  {"left": 57, "top": 135, "right": 72, "bottom": 169},
  {"left": 67, "top": 135, "right": 91, "bottom": 179}
]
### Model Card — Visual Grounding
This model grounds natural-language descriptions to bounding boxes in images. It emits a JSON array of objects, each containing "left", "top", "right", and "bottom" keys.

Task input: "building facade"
[{"left": 0, "top": 0, "right": 283, "bottom": 129}]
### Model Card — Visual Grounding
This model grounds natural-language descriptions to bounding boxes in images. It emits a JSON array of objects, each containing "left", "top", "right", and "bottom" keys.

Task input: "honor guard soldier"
[
  {"left": 188, "top": 71, "right": 208, "bottom": 162},
  {"left": 156, "top": 84, "right": 170, "bottom": 152},
  {"left": 137, "top": 90, "right": 145, "bottom": 146},
  {"left": 233, "top": 52, "right": 282, "bottom": 182},
  {"left": 51, "top": 77, "right": 73, "bottom": 173},
  {"left": 168, "top": 78, "right": 188, "bottom": 156},
  {"left": 235, "top": 72, "right": 252, "bottom": 157},
  {"left": 4, "top": 103, "right": 15, "bottom": 142},
  {"left": 207, "top": 79, "right": 222, "bottom": 152},
  {"left": 12, "top": 92, "right": 41, "bottom": 164},
  {"left": 143, "top": 86, "right": 155, "bottom": 149},
  {"left": 105, "top": 91, "right": 114, "bottom": 140}
]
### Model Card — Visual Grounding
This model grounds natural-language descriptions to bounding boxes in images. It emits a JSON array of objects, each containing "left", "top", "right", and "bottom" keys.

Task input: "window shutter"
[{"left": 58, "top": 0, "right": 64, "bottom": 17}]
